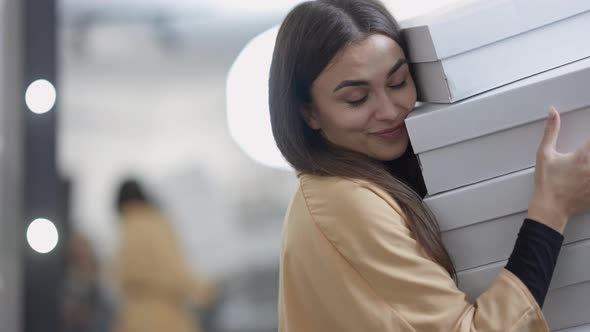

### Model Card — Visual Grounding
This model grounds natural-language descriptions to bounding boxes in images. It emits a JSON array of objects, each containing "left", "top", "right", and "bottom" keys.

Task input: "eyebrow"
[{"left": 332, "top": 58, "right": 407, "bottom": 93}]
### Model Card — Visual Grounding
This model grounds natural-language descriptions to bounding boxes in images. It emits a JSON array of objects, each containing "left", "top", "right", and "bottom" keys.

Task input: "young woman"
[
  {"left": 113, "top": 179, "right": 217, "bottom": 332},
  {"left": 269, "top": 0, "right": 590, "bottom": 331}
]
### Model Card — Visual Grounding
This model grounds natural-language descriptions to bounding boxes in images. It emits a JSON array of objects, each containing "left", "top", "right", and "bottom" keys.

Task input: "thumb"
[{"left": 540, "top": 107, "right": 561, "bottom": 153}]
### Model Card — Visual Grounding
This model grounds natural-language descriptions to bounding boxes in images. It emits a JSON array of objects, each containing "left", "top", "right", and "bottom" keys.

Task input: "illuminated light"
[
  {"left": 226, "top": 26, "right": 292, "bottom": 171},
  {"left": 26, "top": 218, "right": 59, "bottom": 254},
  {"left": 25, "top": 79, "right": 57, "bottom": 114}
]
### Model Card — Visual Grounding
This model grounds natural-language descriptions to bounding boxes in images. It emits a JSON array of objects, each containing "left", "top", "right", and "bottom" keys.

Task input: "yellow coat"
[
  {"left": 279, "top": 174, "right": 549, "bottom": 332},
  {"left": 114, "top": 204, "right": 215, "bottom": 332}
]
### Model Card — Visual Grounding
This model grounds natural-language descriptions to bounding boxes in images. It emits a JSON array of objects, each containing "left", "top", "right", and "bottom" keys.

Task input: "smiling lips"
[{"left": 371, "top": 124, "right": 405, "bottom": 139}]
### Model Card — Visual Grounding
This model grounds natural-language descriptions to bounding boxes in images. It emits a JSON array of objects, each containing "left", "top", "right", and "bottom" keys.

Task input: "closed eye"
[
  {"left": 388, "top": 80, "right": 407, "bottom": 90},
  {"left": 347, "top": 95, "right": 368, "bottom": 106}
]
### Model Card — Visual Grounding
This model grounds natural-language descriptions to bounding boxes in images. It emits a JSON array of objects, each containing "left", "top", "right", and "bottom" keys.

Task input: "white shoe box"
[
  {"left": 443, "top": 210, "right": 590, "bottom": 272},
  {"left": 427, "top": 168, "right": 590, "bottom": 331},
  {"left": 406, "top": 57, "right": 590, "bottom": 195},
  {"left": 545, "top": 281, "right": 590, "bottom": 331},
  {"left": 455, "top": 240, "right": 590, "bottom": 331},
  {"left": 424, "top": 167, "right": 590, "bottom": 271},
  {"left": 400, "top": 0, "right": 590, "bottom": 103},
  {"left": 556, "top": 324, "right": 590, "bottom": 332},
  {"left": 556, "top": 323, "right": 590, "bottom": 332},
  {"left": 457, "top": 239, "right": 590, "bottom": 301}
]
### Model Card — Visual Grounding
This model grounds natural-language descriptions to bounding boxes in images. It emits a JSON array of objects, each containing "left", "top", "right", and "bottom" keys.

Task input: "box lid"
[
  {"left": 457, "top": 239, "right": 590, "bottom": 301},
  {"left": 424, "top": 168, "right": 534, "bottom": 232},
  {"left": 443, "top": 210, "right": 590, "bottom": 272},
  {"left": 400, "top": 0, "right": 590, "bottom": 63},
  {"left": 406, "top": 56, "right": 590, "bottom": 155}
]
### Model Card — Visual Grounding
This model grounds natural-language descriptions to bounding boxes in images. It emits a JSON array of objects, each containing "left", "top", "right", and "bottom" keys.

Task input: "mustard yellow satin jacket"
[
  {"left": 114, "top": 203, "right": 215, "bottom": 332},
  {"left": 279, "top": 174, "right": 549, "bottom": 332}
]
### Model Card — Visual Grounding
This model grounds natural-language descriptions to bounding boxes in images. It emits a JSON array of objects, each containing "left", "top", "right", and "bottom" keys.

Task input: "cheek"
[
  {"left": 321, "top": 106, "right": 370, "bottom": 133},
  {"left": 337, "top": 113, "right": 373, "bottom": 135}
]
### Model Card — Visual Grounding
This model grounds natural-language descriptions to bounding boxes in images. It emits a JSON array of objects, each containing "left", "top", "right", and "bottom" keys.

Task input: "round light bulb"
[
  {"left": 26, "top": 218, "right": 59, "bottom": 254},
  {"left": 25, "top": 79, "right": 57, "bottom": 114}
]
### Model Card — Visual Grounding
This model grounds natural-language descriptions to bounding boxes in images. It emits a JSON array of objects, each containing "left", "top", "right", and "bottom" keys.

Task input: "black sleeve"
[{"left": 505, "top": 218, "right": 564, "bottom": 307}]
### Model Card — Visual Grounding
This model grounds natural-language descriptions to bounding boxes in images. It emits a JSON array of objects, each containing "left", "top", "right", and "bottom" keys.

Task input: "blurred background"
[{"left": 0, "top": 0, "right": 467, "bottom": 331}]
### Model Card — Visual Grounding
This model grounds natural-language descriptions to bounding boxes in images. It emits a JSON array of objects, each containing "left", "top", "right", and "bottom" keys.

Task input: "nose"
[{"left": 373, "top": 90, "right": 401, "bottom": 121}]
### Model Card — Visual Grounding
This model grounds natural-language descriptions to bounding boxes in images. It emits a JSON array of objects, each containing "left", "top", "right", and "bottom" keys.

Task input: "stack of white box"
[{"left": 400, "top": 1, "right": 590, "bottom": 331}]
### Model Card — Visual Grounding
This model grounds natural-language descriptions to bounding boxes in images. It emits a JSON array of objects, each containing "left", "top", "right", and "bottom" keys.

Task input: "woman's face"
[{"left": 306, "top": 34, "right": 417, "bottom": 161}]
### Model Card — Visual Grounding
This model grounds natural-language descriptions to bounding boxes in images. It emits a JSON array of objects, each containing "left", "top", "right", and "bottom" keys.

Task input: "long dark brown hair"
[{"left": 269, "top": 0, "right": 456, "bottom": 280}]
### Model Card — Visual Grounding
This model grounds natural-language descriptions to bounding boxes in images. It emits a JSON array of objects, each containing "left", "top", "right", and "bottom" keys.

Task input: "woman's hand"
[{"left": 528, "top": 107, "right": 590, "bottom": 233}]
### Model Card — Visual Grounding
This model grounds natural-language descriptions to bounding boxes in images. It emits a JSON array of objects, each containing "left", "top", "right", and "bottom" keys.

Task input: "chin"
[
  {"left": 376, "top": 149, "right": 406, "bottom": 161},
  {"left": 373, "top": 137, "right": 410, "bottom": 161}
]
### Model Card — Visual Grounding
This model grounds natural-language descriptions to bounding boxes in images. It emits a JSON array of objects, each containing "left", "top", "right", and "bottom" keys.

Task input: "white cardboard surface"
[
  {"left": 557, "top": 325, "right": 590, "bottom": 332},
  {"left": 406, "top": 56, "right": 590, "bottom": 194},
  {"left": 443, "top": 210, "right": 590, "bottom": 271},
  {"left": 406, "top": 57, "right": 590, "bottom": 154},
  {"left": 545, "top": 281, "right": 590, "bottom": 331},
  {"left": 543, "top": 282, "right": 590, "bottom": 332},
  {"left": 457, "top": 238, "right": 590, "bottom": 302},
  {"left": 426, "top": 166, "right": 590, "bottom": 270},
  {"left": 409, "top": 10, "right": 590, "bottom": 103},
  {"left": 401, "top": 0, "right": 590, "bottom": 62},
  {"left": 419, "top": 105, "right": 590, "bottom": 194},
  {"left": 424, "top": 168, "right": 535, "bottom": 232}
]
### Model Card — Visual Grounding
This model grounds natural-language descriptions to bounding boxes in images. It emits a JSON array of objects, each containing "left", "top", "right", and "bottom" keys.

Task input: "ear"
[{"left": 301, "top": 103, "right": 321, "bottom": 130}]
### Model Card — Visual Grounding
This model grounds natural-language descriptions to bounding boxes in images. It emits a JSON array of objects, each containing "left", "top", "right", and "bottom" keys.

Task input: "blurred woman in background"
[{"left": 113, "top": 179, "right": 217, "bottom": 332}]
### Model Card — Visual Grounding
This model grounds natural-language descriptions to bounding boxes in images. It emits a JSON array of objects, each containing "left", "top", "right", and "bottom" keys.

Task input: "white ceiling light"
[
  {"left": 25, "top": 79, "right": 57, "bottom": 114},
  {"left": 226, "top": 26, "right": 292, "bottom": 171},
  {"left": 26, "top": 218, "right": 59, "bottom": 254}
]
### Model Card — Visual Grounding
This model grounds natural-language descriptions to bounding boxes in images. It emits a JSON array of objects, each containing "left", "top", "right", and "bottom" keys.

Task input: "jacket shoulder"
[{"left": 298, "top": 174, "right": 407, "bottom": 233}]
